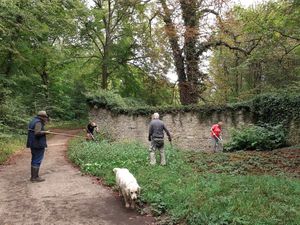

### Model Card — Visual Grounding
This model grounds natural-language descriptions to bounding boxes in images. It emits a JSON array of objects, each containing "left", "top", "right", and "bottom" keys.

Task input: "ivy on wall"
[
  {"left": 87, "top": 92, "right": 300, "bottom": 146},
  {"left": 251, "top": 94, "right": 300, "bottom": 126},
  {"left": 87, "top": 92, "right": 300, "bottom": 128}
]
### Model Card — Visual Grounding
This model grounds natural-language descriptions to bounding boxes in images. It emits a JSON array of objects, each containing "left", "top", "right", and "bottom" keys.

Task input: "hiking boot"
[
  {"left": 30, "top": 166, "right": 45, "bottom": 182},
  {"left": 30, "top": 176, "right": 45, "bottom": 182}
]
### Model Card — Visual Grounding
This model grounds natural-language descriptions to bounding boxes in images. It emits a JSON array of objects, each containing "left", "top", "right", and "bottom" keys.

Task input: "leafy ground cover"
[
  {"left": 0, "top": 134, "right": 26, "bottom": 165},
  {"left": 68, "top": 138, "right": 300, "bottom": 225},
  {"left": 188, "top": 146, "right": 300, "bottom": 178}
]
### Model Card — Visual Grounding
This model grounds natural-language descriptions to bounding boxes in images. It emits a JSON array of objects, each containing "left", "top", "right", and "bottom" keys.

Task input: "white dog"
[{"left": 113, "top": 168, "right": 141, "bottom": 209}]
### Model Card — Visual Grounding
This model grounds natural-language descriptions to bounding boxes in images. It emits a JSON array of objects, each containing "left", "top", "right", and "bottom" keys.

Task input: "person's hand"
[
  {"left": 168, "top": 137, "right": 172, "bottom": 142},
  {"left": 148, "top": 137, "right": 151, "bottom": 142},
  {"left": 43, "top": 130, "right": 51, "bottom": 134}
]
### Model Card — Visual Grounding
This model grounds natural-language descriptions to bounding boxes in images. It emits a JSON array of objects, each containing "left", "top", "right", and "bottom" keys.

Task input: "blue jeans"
[
  {"left": 31, "top": 148, "right": 45, "bottom": 167},
  {"left": 211, "top": 137, "right": 222, "bottom": 152}
]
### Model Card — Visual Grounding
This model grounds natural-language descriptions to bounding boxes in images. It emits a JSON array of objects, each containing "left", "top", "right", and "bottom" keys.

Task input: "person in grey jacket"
[{"left": 148, "top": 112, "right": 172, "bottom": 165}]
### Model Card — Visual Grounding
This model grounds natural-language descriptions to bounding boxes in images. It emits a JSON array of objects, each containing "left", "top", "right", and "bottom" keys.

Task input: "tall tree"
[
  {"left": 209, "top": 0, "right": 300, "bottom": 103},
  {"left": 158, "top": 0, "right": 257, "bottom": 105},
  {"left": 159, "top": 0, "right": 219, "bottom": 104},
  {"left": 79, "top": 0, "right": 141, "bottom": 89},
  {"left": 0, "top": 0, "right": 88, "bottom": 120},
  {"left": 78, "top": 0, "right": 175, "bottom": 104}
]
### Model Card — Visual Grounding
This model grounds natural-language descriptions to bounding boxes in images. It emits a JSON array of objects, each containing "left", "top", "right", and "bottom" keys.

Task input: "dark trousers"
[{"left": 31, "top": 148, "right": 45, "bottom": 167}]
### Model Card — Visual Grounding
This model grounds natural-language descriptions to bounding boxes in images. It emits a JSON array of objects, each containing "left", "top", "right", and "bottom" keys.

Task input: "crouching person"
[
  {"left": 86, "top": 121, "right": 99, "bottom": 141},
  {"left": 26, "top": 111, "right": 50, "bottom": 182},
  {"left": 148, "top": 112, "right": 172, "bottom": 166}
]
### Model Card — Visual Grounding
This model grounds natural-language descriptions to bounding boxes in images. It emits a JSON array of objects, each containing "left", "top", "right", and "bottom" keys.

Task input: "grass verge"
[
  {"left": 68, "top": 138, "right": 300, "bottom": 225},
  {"left": 0, "top": 134, "right": 26, "bottom": 165}
]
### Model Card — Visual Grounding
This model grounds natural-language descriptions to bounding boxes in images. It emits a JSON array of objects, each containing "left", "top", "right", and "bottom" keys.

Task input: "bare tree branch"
[
  {"left": 73, "top": 55, "right": 100, "bottom": 59},
  {"left": 90, "top": 26, "right": 105, "bottom": 49},
  {"left": 197, "top": 40, "right": 248, "bottom": 56},
  {"left": 273, "top": 29, "right": 300, "bottom": 41},
  {"left": 279, "top": 43, "right": 300, "bottom": 62},
  {"left": 197, "top": 36, "right": 262, "bottom": 57},
  {"left": 87, "top": 33, "right": 104, "bottom": 57},
  {"left": 199, "top": 8, "right": 219, "bottom": 17}
]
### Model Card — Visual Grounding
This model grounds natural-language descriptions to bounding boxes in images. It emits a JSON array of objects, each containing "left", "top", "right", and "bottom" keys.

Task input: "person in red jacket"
[{"left": 210, "top": 121, "right": 223, "bottom": 152}]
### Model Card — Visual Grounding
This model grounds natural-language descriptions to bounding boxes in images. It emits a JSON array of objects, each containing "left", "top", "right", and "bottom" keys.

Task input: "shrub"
[
  {"left": 225, "top": 124, "right": 287, "bottom": 151},
  {"left": 0, "top": 96, "right": 29, "bottom": 130}
]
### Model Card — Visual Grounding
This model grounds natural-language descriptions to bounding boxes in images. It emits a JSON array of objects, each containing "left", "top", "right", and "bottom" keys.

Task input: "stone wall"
[{"left": 89, "top": 107, "right": 253, "bottom": 151}]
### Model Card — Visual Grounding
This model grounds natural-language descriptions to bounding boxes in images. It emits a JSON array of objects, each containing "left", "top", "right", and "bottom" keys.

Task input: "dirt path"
[{"left": 0, "top": 130, "right": 155, "bottom": 225}]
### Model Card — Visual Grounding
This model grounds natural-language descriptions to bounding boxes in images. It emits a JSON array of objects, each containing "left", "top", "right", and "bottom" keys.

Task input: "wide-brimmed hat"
[{"left": 37, "top": 111, "right": 49, "bottom": 118}]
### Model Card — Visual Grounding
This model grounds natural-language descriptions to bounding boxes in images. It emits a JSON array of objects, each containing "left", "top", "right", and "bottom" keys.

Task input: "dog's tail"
[{"left": 113, "top": 168, "right": 120, "bottom": 173}]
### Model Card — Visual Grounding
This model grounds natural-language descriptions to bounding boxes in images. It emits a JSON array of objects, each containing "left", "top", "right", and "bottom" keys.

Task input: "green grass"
[
  {"left": 0, "top": 134, "right": 26, "bottom": 164},
  {"left": 68, "top": 138, "right": 300, "bottom": 225}
]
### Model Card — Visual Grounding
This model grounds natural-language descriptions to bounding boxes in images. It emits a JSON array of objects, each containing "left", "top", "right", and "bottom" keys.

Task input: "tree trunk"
[
  {"left": 101, "top": 59, "right": 109, "bottom": 89},
  {"left": 180, "top": 0, "right": 201, "bottom": 104},
  {"left": 234, "top": 51, "right": 240, "bottom": 97},
  {"left": 177, "top": 81, "right": 196, "bottom": 104},
  {"left": 160, "top": 0, "right": 205, "bottom": 105},
  {"left": 40, "top": 67, "right": 49, "bottom": 102},
  {"left": 99, "top": 0, "right": 113, "bottom": 90}
]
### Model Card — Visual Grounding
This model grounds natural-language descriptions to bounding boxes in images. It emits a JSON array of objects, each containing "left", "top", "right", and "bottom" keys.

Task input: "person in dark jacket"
[
  {"left": 86, "top": 121, "right": 99, "bottom": 141},
  {"left": 26, "top": 111, "right": 50, "bottom": 182},
  {"left": 148, "top": 112, "right": 172, "bottom": 165}
]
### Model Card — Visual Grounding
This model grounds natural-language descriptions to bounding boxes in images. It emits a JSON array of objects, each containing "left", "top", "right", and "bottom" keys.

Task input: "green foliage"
[
  {"left": 47, "top": 120, "right": 87, "bottom": 130},
  {"left": 86, "top": 90, "right": 241, "bottom": 116},
  {"left": 93, "top": 129, "right": 117, "bottom": 143},
  {"left": 0, "top": 96, "right": 30, "bottom": 130},
  {"left": 225, "top": 124, "right": 287, "bottom": 151},
  {"left": 251, "top": 93, "right": 300, "bottom": 125},
  {"left": 0, "top": 0, "right": 174, "bottom": 142},
  {"left": 0, "top": 0, "right": 88, "bottom": 123},
  {"left": 0, "top": 134, "right": 25, "bottom": 165},
  {"left": 87, "top": 92, "right": 300, "bottom": 122},
  {"left": 209, "top": 0, "right": 300, "bottom": 103},
  {"left": 87, "top": 92, "right": 300, "bottom": 145},
  {"left": 86, "top": 90, "right": 146, "bottom": 110},
  {"left": 68, "top": 138, "right": 300, "bottom": 225},
  {"left": 79, "top": 0, "right": 174, "bottom": 104}
]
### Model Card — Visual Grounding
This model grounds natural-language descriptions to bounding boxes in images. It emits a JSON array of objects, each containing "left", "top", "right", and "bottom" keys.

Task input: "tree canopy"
[
  {"left": 208, "top": 0, "right": 300, "bottom": 102},
  {"left": 0, "top": 0, "right": 299, "bottom": 128}
]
